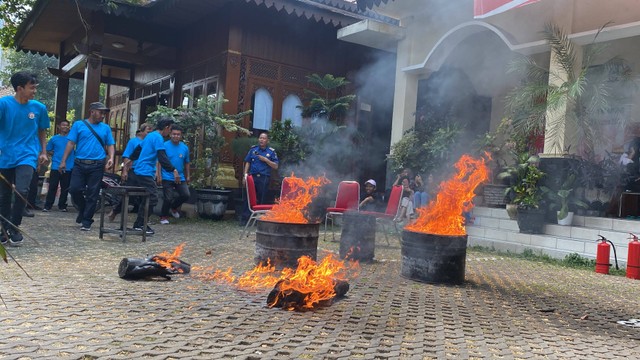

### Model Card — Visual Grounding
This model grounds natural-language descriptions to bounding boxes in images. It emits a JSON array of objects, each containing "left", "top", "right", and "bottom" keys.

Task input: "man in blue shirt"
[
  {"left": 60, "top": 102, "right": 116, "bottom": 231},
  {"left": 43, "top": 120, "right": 74, "bottom": 212},
  {"left": 107, "top": 123, "right": 152, "bottom": 222},
  {"left": 158, "top": 125, "right": 191, "bottom": 225},
  {"left": 243, "top": 132, "right": 279, "bottom": 203},
  {"left": 123, "top": 117, "right": 179, "bottom": 234},
  {"left": 242, "top": 132, "right": 278, "bottom": 223},
  {"left": 0, "top": 72, "right": 50, "bottom": 246}
]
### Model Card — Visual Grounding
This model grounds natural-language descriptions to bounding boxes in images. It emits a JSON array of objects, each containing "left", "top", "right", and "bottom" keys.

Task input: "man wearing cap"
[
  {"left": 359, "top": 179, "right": 382, "bottom": 212},
  {"left": 60, "top": 102, "right": 115, "bottom": 231},
  {"left": 0, "top": 71, "right": 50, "bottom": 246}
]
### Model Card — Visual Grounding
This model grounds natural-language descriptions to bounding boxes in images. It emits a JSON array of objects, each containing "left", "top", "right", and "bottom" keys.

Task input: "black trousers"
[
  {"left": 130, "top": 174, "right": 158, "bottom": 228},
  {"left": 0, "top": 165, "right": 34, "bottom": 230},
  {"left": 44, "top": 169, "right": 71, "bottom": 210}
]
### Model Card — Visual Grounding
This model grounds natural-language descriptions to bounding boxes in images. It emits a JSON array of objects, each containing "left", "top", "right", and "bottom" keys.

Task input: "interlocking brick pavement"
[{"left": 1, "top": 210, "right": 640, "bottom": 359}]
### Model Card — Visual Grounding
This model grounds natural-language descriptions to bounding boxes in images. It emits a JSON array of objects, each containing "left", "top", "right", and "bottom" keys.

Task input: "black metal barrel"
[
  {"left": 339, "top": 211, "right": 375, "bottom": 262},
  {"left": 255, "top": 219, "right": 319, "bottom": 269},
  {"left": 401, "top": 230, "right": 468, "bottom": 284}
]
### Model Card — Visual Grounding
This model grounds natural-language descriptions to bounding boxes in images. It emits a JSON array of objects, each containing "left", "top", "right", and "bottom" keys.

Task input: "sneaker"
[
  {"left": 76, "top": 215, "right": 83, "bottom": 224},
  {"left": 60, "top": 208, "right": 68, "bottom": 212},
  {"left": 170, "top": 209, "right": 180, "bottom": 219},
  {"left": 159, "top": 217, "right": 170, "bottom": 225},
  {"left": 8, "top": 230, "right": 23, "bottom": 246},
  {"left": 133, "top": 225, "right": 155, "bottom": 235},
  {"left": 42, "top": 207, "right": 51, "bottom": 212},
  {"left": 23, "top": 208, "right": 34, "bottom": 218},
  {"left": 0, "top": 232, "right": 8, "bottom": 245},
  {"left": 80, "top": 226, "right": 91, "bottom": 231}
]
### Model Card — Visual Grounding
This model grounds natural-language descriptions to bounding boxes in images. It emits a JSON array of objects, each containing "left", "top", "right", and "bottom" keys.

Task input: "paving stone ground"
[{"left": 1, "top": 209, "right": 640, "bottom": 359}]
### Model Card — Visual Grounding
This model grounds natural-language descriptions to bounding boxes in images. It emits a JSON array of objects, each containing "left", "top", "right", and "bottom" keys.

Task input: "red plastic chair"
[
  {"left": 360, "top": 185, "right": 403, "bottom": 244},
  {"left": 324, "top": 181, "right": 360, "bottom": 241},
  {"left": 279, "top": 177, "right": 296, "bottom": 201},
  {"left": 240, "top": 175, "right": 274, "bottom": 239}
]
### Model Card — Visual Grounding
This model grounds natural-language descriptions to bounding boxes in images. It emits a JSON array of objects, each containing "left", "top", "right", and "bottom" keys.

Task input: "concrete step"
[{"left": 469, "top": 206, "right": 635, "bottom": 265}]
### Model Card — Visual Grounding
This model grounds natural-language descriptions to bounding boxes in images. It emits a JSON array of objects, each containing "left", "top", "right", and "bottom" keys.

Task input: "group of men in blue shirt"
[
  {"left": 121, "top": 117, "right": 186, "bottom": 234},
  {"left": 0, "top": 71, "right": 192, "bottom": 245}
]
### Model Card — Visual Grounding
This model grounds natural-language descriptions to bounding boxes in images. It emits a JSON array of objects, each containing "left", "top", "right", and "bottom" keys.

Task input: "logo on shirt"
[
  {"left": 28, "top": 112, "right": 35, "bottom": 119},
  {"left": 267, "top": 154, "right": 271, "bottom": 158}
]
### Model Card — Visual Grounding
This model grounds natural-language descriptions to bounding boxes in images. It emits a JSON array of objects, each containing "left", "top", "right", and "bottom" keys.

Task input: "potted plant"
[
  {"left": 499, "top": 152, "right": 546, "bottom": 233},
  {"left": 544, "top": 172, "right": 589, "bottom": 225},
  {"left": 148, "top": 94, "right": 251, "bottom": 220},
  {"left": 474, "top": 126, "right": 510, "bottom": 208}
]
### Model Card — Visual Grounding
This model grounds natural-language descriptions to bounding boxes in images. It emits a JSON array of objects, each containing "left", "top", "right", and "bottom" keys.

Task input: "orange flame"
[
  {"left": 151, "top": 243, "right": 187, "bottom": 273},
  {"left": 268, "top": 254, "right": 359, "bottom": 310},
  {"left": 194, "top": 254, "right": 360, "bottom": 308},
  {"left": 262, "top": 174, "right": 330, "bottom": 224},
  {"left": 405, "top": 155, "right": 489, "bottom": 236}
]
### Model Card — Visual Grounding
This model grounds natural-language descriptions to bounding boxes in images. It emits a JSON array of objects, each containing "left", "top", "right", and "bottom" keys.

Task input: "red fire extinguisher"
[
  {"left": 596, "top": 235, "right": 618, "bottom": 274},
  {"left": 627, "top": 233, "right": 640, "bottom": 279}
]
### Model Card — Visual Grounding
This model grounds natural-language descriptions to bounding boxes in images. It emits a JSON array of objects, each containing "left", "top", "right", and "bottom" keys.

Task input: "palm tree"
[{"left": 505, "top": 23, "right": 637, "bottom": 156}]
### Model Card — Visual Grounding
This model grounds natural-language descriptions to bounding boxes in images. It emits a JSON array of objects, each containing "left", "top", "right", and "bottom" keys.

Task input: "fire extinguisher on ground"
[
  {"left": 595, "top": 235, "right": 619, "bottom": 275},
  {"left": 627, "top": 233, "right": 640, "bottom": 279}
]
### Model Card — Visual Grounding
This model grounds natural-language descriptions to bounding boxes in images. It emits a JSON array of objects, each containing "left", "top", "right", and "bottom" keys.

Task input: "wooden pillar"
[
  {"left": 222, "top": 24, "right": 243, "bottom": 118},
  {"left": 54, "top": 43, "right": 70, "bottom": 129},
  {"left": 81, "top": 12, "right": 105, "bottom": 118}
]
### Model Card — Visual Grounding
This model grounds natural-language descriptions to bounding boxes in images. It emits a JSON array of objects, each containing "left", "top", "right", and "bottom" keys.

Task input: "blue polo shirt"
[
  {"left": 122, "top": 137, "right": 142, "bottom": 159},
  {"left": 133, "top": 131, "right": 165, "bottom": 178},
  {"left": 67, "top": 120, "right": 115, "bottom": 160},
  {"left": 244, "top": 145, "right": 278, "bottom": 176},
  {"left": 46, "top": 134, "right": 74, "bottom": 170},
  {"left": 161, "top": 140, "right": 190, "bottom": 182},
  {"left": 0, "top": 96, "right": 50, "bottom": 169}
]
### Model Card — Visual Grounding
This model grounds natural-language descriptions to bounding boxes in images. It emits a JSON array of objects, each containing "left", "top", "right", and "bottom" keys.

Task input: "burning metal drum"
[
  {"left": 401, "top": 230, "right": 468, "bottom": 284},
  {"left": 339, "top": 211, "right": 375, "bottom": 262},
  {"left": 255, "top": 219, "right": 320, "bottom": 269}
]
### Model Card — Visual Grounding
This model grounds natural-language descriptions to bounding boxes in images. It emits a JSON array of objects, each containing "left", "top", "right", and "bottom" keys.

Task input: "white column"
[{"left": 541, "top": 44, "right": 582, "bottom": 157}]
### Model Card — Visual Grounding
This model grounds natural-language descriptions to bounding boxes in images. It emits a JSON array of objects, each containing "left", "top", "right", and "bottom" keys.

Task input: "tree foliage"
[
  {"left": 0, "top": 0, "right": 35, "bottom": 48},
  {"left": 0, "top": 50, "right": 84, "bottom": 118}
]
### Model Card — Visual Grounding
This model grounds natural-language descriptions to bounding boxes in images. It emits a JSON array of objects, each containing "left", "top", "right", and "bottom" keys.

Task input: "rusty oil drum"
[
  {"left": 401, "top": 230, "right": 468, "bottom": 284},
  {"left": 339, "top": 211, "right": 375, "bottom": 262},
  {"left": 255, "top": 219, "right": 319, "bottom": 269}
]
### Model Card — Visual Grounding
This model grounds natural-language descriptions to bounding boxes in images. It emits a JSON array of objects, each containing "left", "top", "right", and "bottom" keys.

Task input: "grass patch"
[{"left": 469, "top": 245, "right": 626, "bottom": 276}]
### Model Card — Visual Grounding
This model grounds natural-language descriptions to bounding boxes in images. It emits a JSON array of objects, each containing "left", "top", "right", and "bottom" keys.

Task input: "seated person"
[
  {"left": 413, "top": 173, "right": 436, "bottom": 208},
  {"left": 359, "top": 179, "right": 383, "bottom": 212},
  {"left": 394, "top": 177, "right": 414, "bottom": 222}
]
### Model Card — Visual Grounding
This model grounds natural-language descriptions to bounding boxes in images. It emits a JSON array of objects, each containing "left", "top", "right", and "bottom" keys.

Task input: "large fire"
[
  {"left": 405, "top": 155, "right": 489, "bottom": 236},
  {"left": 194, "top": 253, "right": 359, "bottom": 310},
  {"left": 261, "top": 174, "right": 330, "bottom": 224}
]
